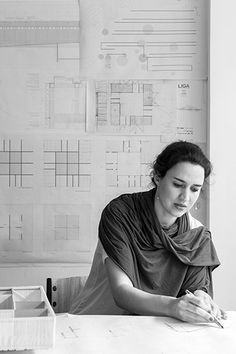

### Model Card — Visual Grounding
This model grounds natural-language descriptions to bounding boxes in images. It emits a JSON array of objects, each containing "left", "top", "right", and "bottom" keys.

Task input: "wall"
[
  {"left": 0, "top": 0, "right": 209, "bottom": 292},
  {"left": 210, "top": 0, "right": 236, "bottom": 310}
]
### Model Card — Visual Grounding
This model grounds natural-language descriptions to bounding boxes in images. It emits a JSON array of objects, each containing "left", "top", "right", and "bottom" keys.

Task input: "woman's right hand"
[{"left": 170, "top": 292, "right": 215, "bottom": 323}]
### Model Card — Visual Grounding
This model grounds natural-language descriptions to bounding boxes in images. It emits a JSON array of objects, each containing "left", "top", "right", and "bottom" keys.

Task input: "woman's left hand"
[{"left": 193, "top": 290, "right": 227, "bottom": 320}]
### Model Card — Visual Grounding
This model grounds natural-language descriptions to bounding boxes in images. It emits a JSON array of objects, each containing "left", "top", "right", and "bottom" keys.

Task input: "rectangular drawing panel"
[
  {"left": 0, "top": 205, "right": 33, "bottom": 252},
  {"left": 44, "top": 204, "right": 91, "bottom": 253},
  {"left": 44, "top": 139, "right": 91, "bottom": 190}
]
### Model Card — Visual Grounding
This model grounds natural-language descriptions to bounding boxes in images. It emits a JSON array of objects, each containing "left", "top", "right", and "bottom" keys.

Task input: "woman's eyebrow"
[{"left": 173, "top": 177, "right": 202, "bottom": 187}]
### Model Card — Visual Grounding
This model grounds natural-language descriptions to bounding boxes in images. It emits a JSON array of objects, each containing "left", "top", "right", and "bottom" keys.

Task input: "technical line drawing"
[
  {"left": 44, "top": 204, "right": 91, "bottom": 252},
  {"left": 44, "top": 139, "right": 91, "bottom": 189},
  {"left": 45, "top": 77, "right": 86, "bottom": 130},
  {"left": 100, "top": 7, "right": 197, "bottom": 73},
  {"left": 95, "top": 79, "right": 175, "bottom": 135},
  {"left": 0, "top": 20, "right": 79, "bottom": 47},
  {"left": 0, "top": 204, "right": 33, "bottom": 253},
  {"left": 54, "top": 214, "right": 80, "bottom": 241},
  {"left": 81, "top": 0, "right": 207, "bottom": 78},
  {"left": 106, "top": 139, "right": 161, "bottom": 188},
  {"left": 0, "top": 1, "right": 80, "bottom": 62},
  {"left": 0, "top": 139, "right": 33, "bottom": 188},
  {"left": 0, "top": 214, "right": 23, "bottom": 241}
]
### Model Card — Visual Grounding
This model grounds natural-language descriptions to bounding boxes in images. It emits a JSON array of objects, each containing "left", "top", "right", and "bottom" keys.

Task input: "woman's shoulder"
[
  {"left": 188, "top": 213, "right": 203, "bottom": 229},
  {"left": 105, "top": 190, "right": 146, "bottom": 212}
]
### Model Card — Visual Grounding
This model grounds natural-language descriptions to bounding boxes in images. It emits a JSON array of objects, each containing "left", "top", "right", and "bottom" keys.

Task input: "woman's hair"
[{"left": 150, "top": 140, "right": 212, "bottom": 186}]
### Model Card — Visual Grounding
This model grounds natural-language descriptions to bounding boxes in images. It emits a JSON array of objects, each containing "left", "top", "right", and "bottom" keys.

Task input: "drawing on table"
[
  {"left": 45, "top": 77, "right": 86, "bottom": 130},
  {"left": 0, "top": 204, "right": 33, "bottom": 252},
  {"left": 105, "top": 138, "right": 163, "bottom": 188},
  {"left": 0, "top": 139, "right": 33, "bottom": 188},
  {"left": 44, "top": 204, "right": 91, "bottom": 252},
  {"left": 81, "top": 0, "right": 207, "bottom": 78},
  {"left": 44, "top": 139, "right": 91, "bottom": 189},
  {"left": 60, "top": 326, "right": 80, "bottom": 339}
]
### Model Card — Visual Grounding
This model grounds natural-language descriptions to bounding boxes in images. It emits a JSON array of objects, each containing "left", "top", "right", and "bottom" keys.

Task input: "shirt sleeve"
[{"left": 178, "top": 264, "right": 213, "bottom": 298}]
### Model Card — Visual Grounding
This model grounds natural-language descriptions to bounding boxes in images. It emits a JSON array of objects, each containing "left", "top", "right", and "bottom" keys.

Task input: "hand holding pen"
[{"left": 185, "top": 289, "right": 224, "bottom": 328}]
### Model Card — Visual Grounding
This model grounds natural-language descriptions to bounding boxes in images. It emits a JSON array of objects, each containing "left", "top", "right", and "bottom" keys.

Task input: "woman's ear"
[{"left": 153, "top": 174, "right": 160, "bottom": 186}]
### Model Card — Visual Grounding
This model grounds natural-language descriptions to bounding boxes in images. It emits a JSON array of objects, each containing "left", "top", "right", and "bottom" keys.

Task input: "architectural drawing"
[
  {"left": 44, "top": 204, "right": 91, "bottom": 253},
  {"left": 0, "top": 0, "right": 80, "bottom": 62},
  {"left": 105, "top": 138, "right": 163, "bottom": 189},
  {"left": 45, "top": 77, "right": 86, "bottom": 130},
  {"left": 94, "top": 79, "right": 176, "bottom": 135},
  {"left": 44, "top": 139, "right": 91, "bottom": 189},
  {"left": 176, "top": 80, "right": 207, "bottom": 142},
  {"left": 93, "top": 79, "right": 206, "bottom": 140},
  {"left": 0, "top": 139, "right": 33, "bottom": 188},
  {"left": 0, "top": 0, "right": 208, "bottom": 262},
  {"left": 80, "top": 0, "right": 208, "bottom": 79},
  {"left": 0, "top": 204, "right": 33, "bottom": 252}
]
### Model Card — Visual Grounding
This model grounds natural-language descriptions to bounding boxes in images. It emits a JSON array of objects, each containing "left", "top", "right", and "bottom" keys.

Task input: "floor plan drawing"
[
  {"left": 94, "top": 79, "right": 176, "bottom": 135},
  {"left": 45, "top": 76, "right": 86, "bottom": 130},
  {"left": 80, "top": 0, "right": 207, "bottom": 79},
  {"left": 43, "top": 139, "right": 91, "bottom": 189},
  {"left": 44, "top": 204, "right": 91, "bottom": 253},
  {"left": 105, "top": 138, "right": 163, "bottom": 189},
  {"left": 0, "top": 204, "right": 33, "bottom": 253},
  {"left": 0, "top": 139, "right": 33, "bottom": 188}
]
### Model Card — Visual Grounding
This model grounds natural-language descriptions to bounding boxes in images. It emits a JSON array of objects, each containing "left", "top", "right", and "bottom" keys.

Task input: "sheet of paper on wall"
[
  {"left": 0, "top": 0, "right": 81, "bottom": 131},
  {"left": 0, "top": 69, "right": 86, "bottom": 131},
  {"left": 87, "top": 79, "right": 176, "bottom": 135},
  {"left": 0, "top": 0, "right": 80, "bottom": 67},
  {"left": 176, "top": 80, "right": 207, "bottom": 142},
  {"left": 80, "top": 0, "right": 208, "bottom": 79},
  {"left": 104, "top": 136, "right": 164, "bottom": 192}
]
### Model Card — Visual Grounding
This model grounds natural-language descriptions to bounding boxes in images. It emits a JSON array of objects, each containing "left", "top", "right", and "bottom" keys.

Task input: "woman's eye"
[
  {"left": 191, "top": 187, "right": 200, "bottom": 193},
  {"left": 173, "top": 183, "right": 183, "bottom": 188}
]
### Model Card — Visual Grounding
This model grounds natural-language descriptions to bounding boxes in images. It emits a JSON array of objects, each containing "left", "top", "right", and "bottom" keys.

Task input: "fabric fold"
[{"left": 99, "top": 188, "right": 220, "bottom": 294}]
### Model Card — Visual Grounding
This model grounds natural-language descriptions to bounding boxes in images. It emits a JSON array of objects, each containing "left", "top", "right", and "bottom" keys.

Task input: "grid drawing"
[
  {"left": 44, "top": 204, "right": 91, "bottom": 253},
  {"left": 0, "top": 139, "right": 33, "bottom": 188},
  {"left": 0, "top": 214, "right": 23, "bottom": 241},
  {"left": 54, "top": 214, "right": 80, "bottom": 241},
  {"left": 44, "top": 139, "right": 91, "bottom": 189}
]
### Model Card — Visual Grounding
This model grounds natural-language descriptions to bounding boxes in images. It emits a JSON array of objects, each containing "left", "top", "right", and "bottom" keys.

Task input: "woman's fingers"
[
  {"left": 185, "top": 293, "right": 212, "bottom": 314},
  {"left": 175, "top": 295, "right": 214, "bottom": 323},
  {"left": 193, "top": 290, "right": 226, "bottom": 320}
]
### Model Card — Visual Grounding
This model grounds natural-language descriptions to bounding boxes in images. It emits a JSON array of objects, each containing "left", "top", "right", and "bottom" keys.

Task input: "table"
[{"left": 3, "top": 312, "right": 236, "bottom": 354}]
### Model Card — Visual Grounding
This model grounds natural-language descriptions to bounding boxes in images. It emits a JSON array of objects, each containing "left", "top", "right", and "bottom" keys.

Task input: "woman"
[{"left": 70, "top": 141, "right": 226, "bottom": 323}]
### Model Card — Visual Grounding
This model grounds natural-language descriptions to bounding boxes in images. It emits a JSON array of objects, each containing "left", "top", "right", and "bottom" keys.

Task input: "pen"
[{"left": 185, "top": 289, "right": 224, "bottom": 329}]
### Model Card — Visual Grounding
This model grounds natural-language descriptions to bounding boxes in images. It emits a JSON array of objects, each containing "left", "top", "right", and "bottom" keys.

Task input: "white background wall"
[{"left": 210, "top": 0, "right": 236, "bottom": 310}]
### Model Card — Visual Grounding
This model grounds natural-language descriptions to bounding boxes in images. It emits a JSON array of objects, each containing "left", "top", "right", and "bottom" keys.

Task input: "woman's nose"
[{"left": 179, "top": 189, "right": 190, "bottom": 202}]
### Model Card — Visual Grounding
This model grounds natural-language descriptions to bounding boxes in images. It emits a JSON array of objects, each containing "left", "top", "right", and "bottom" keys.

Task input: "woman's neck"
[{"left": 154, "top": 192, "right": 177, "bottom": 228}]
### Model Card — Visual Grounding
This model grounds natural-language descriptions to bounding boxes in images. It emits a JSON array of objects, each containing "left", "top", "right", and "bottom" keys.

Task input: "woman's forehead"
[{"left": 166, "top": 162, "right": 205, "bottom": 184}]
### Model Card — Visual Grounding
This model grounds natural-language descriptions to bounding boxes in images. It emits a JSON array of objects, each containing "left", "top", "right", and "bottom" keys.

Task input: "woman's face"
[{"left": 154, "top": 161, "right": 205, "bottom": 227}]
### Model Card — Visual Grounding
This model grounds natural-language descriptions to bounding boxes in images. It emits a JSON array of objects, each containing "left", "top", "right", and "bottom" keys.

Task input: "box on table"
[{"left": 0, "top": 285, "right": 56, "bottom": 351}]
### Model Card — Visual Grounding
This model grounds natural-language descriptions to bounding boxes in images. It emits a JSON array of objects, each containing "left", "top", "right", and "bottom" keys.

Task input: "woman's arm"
[{"left": 105, "top": 257, "right": 217, "bottom": 323}]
